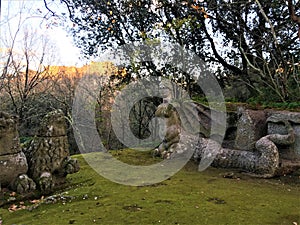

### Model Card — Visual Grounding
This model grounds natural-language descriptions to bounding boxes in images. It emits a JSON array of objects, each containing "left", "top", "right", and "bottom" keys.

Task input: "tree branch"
[
  {"left": 202, "top": 20, "right": 243, "bottom": 75},
  {"left": 255, "top": 0, "right": 280, "bottom": 48},
  {"left": 287, "top": 0, "right": 300, "bottom": 39},
  {"left": 43, "top": 0, "right": 56, "bottom": 17}
]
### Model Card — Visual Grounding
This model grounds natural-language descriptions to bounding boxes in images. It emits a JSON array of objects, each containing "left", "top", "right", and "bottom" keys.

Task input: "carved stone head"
[{"left": 37, "top": 109, "right": 67, "bottom": 137}]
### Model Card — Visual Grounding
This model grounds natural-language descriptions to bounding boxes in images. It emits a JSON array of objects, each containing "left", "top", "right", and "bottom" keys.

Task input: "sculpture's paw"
[
  {"left": 39, "top": 172, "right": 54, "bottom": 194},
  {"left": 152, "top": 148, "right": 160, "bottom": 157},
  {"left": 65, "top": 158, "right": 80, "bottom": 174},
  {"left": 161, "top": 151, "right": 171, "bottom": 159},
  {"left": 12, "top": 174, "right": 36, "bottom": 194}
]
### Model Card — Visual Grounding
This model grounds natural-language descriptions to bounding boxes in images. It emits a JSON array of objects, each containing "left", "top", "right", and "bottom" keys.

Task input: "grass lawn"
[{"left": 0, "top": 149, "right": 299, "bottom": 225}]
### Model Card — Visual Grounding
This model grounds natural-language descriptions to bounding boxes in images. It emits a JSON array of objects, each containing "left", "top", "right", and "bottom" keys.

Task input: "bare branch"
[
  {"left": 254, "top": 0, "right": 280, "bottom": 48},
  {"left": 43, "top": 0, "right": 56, "bottom": 17},
  {"left": 287, "top": 0, "right": 300, "bottom": 39}
]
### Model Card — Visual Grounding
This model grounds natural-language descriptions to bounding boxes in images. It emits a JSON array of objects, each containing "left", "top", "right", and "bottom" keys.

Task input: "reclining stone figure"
[
  {"left": 194, "top": 119, "right": 295, "bottom": 177},
  {"left": 154, "top": 99, "right": 300, "bottom": 177}
]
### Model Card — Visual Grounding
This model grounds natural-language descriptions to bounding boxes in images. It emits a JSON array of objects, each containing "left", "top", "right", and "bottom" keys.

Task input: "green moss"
[{"left": 1, "top": 150, "right": 299, "bottom": 225}]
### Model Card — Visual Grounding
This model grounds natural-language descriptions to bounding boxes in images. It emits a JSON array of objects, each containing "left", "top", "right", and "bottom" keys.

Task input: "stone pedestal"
[
  {"left": 0, "top": 112, "right": 29, "bottom": 187},
  {"left": 0, "top": 152, "right": 28, "bottom": 186}
]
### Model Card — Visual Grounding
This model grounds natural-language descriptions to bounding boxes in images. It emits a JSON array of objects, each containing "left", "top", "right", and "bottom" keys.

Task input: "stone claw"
[
  {"left": 152, "top": 148, "right": 160, "bottom": 157},
  {"left": 39, "top": 172, "right": 54, "bottom": 194},
  {"left": 65, "top": 158, "right": 80, "bottom": 174},
  {"left": 12, "top": 174, "right": 36, "bottom": 194}
]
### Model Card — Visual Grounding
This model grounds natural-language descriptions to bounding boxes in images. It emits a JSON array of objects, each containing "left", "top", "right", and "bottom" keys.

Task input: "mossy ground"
[{"left": 0, "top": 149, "right": 299, "bottom": 225}]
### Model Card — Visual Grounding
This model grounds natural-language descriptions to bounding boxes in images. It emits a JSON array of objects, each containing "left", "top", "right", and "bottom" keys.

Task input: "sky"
[
  {"left": 0, "top": 0, "right": 229, "bottom": 70},
  {"left": 1, "top": 0, "right": 84, "bottom": 67}
]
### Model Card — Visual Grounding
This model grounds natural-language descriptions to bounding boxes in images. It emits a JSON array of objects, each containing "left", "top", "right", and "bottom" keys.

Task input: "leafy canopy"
[{"left": 51, "top": 0, "right": 300, "bottom": 101}]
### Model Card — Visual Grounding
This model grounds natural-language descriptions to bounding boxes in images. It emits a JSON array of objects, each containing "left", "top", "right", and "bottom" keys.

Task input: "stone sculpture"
[
  {"left": 0, "top": 112, "right": 36, "bottom": 193},
  {"left": 155, "top": 100, "right": 300, "bottom": 177},
  {"left": 154, "top": 103, "right": 181, "bottom": 159},
  {"left": 194, "top": 119, "right": 295, "bottom": 177},
  {"left": 0, "top": 110, "right": 79, "bottom": 194},
  {"left": 24, "top": 110, "right": 80, "bottom": 194}
]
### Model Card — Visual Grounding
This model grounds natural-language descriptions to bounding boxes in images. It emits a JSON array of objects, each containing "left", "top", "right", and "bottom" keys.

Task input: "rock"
[
  {"left": 0, "top": 110, "right": 80, "bottom": 194},
  {"left": 234, "top": 108, "right": 267, "bottom": 151},
  {"left": 195, "top": 115, "right": 300, "bottom": 177},
  {"left": 223, "top": 111, "right": 239, "bottom": 149},
  {"left": 155, "top": 103, "right": 181, "bottom": 158},
  {"left": 195, "top": 127, "right": 296, "bottom": 178}
]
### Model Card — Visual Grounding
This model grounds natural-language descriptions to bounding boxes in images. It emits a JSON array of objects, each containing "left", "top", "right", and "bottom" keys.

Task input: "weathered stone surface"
[
  {"left": 154, "top": 100, "right": 300, "bottom": 177},
  {"left": 194, "top": 136, "right": 279, "bottom": 178},
  {"left": 0, "top": 111, "right": 31, "bottom": 191},
  {"left": 192, "top": 102, "right": 211, "bottom": 137},
  {"left": 267, "top": 111, "right": 300, "bottom": 158},
  {"left": 24, "top": 110, "right": 79, "bottom": 194},
  {"left": 37, "top": 110, "right": 68, "bottom": 137},
  {"left": 11, "top": 174, "right": 36, "bottom": 194},
  {"left": 194, "top": 120, "right": 299, "bottom": 177},
  {"left": 154, "top": 103, "right": 181, "bottom": 158},
  {"left": 267, "top": 111, "right": 300, "bottom": 124},
  {"left": 234, "top": 108, "right": 267, "bottom": 151},
  {"left": 0, "top": 152, "right": 28, "bottom": 186},
  {"left": 0, "top": 112, "right": 21, "bottom": 155},
  {"left": 222, "top": 111, "right": 239, "bottom": 149},
  {"left": 0, "top": 110, "right": 80, "bottom": 194}
]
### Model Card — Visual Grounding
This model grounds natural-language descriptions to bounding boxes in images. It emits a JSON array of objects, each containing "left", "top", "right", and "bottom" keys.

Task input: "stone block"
[
  {"left": 234, "top": 108, "right": 267, "bottom": 151},
  {"left": 0, "top": 152, "right": 28, "bottom": 186},
  {"left": 0, "top": 112, "right": 20, "bottom": 155}
]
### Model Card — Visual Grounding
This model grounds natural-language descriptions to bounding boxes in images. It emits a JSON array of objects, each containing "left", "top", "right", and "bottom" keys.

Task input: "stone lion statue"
[
  {"left": 0, "top": 110, "right": 79, "bottom": 194},
  {"left": 23, "top": 110, "right": 80, "bottom": 194},
  {"left": 0, "top": 112, "right": 36, "bottom": 193}
]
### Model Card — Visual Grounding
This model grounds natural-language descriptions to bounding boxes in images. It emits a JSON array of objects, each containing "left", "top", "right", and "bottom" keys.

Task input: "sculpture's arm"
[{"left": 268, "top": 120, "right": 295, "bottom": 145}]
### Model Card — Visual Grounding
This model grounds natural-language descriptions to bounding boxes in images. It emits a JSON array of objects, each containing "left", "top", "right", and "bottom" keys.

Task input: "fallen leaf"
[
  {"left": 8, "top": 204, "right": 18, "bottom": 212},
  {"left": 30, "top": 199, "right": 40, "bottom": 204},
  {"left": 191, "top": 5, "right": 200, "bottom": 10}
]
